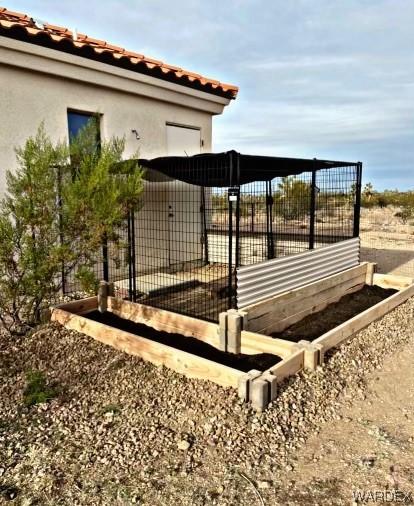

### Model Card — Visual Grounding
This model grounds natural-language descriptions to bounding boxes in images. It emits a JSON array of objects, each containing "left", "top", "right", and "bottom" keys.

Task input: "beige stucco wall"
[
  {"left": 0, "top": 35, "right": 231, "bottom": 196},
  {"left": 0, "top": 36, "right": 233, "bottom": 283},
  {"left": 0, "top": 67, "right": 213, "bottom": 195}
]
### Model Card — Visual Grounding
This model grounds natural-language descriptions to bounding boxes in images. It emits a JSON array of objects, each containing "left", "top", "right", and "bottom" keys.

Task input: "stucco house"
[
  {"left": 0, "top": 6, "right": 238, "bottom": 197},
  {"left": 0, "top": 7, "right": 362, "bottom": 326}
]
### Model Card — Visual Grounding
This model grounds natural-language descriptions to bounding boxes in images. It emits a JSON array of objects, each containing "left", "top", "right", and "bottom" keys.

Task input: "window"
[{"left": 67, "top": 110, "right": 101, "bottom": 146}]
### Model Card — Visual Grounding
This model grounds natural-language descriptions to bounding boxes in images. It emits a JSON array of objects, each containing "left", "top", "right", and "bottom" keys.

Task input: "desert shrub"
[
  {"left": 376, "top": 195, "right": 389, "bottom": 208},
  {"left": 359, "top": 183, "right": 407, "bottom": 209},
  {"left": 23, "top": 370, "right": 57, "bottom": 406},
  {"left": 391, "top": 192, "right": 414, "bottom": 223},
  {"left": 394, "top": 210, "right": 412, "bottom": 223},
  {"left": 0, "top": 123, "right": 144, "bottom": 333},
  {"left": 275, "top": 176, "right": 311, "bottom": 220},
  {"left": 361, "top": 182, "right": 374, "bottom": 208}
]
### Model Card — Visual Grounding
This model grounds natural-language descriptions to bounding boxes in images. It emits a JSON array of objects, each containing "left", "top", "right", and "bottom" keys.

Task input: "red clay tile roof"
[{"left": 0, "top": 6, "right": 238, "bottom": 99}]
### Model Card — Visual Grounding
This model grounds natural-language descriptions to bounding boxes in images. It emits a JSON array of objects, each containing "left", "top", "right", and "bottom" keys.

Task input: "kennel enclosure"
[
  {"left": 68, "top": 150, "right": 362, "bottom": 322},
  {"left": 54, "top": 152, "right": 414, "bottom": 410}
]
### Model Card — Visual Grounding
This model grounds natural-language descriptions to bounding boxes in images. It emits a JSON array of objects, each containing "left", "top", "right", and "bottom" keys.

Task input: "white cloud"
[{"left": 6, "top": 0, "right": 414, "bottom": 189}]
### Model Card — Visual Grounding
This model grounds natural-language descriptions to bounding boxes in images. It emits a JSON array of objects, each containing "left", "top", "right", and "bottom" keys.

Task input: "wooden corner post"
[
  {"left": 98, "top": 281, "right": 110, "bottom": 313},
  {"left": 218, "top": 309, "right": 242, "bottom": 354}
]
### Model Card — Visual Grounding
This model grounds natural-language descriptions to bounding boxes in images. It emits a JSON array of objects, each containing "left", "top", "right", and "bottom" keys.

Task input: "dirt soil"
[
  {"left": 86, "top": 310, "right": 281, "bottom": 372},
  {"left": 272, "top": 285, "right": 396, "bottom": 343},
  {"left": 280, "top": 338, "right": 414, "bottom": 505},
  {"left": 1, "top": 297, "right": 414, "bottom": 505}
]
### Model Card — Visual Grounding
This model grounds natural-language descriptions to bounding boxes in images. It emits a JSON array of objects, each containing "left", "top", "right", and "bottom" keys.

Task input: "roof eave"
[{"left": 0, "top": 21, "right": 238, "bottom": 100}]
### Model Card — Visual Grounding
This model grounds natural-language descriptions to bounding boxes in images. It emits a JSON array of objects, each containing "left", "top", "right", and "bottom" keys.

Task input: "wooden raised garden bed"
[
  {"left": 51, "top": 296, "right": 298, "bottom": 403},
  {"left": 51, "top": 262, "right": 414, "bottom": 410}
]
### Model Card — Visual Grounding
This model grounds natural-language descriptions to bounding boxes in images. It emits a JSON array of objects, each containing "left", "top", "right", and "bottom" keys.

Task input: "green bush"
[
  {"left": 23, "top": 370, "right": 57, "bottom": 406},
  {"left": 274, "top": 176, "right": 311, "bottom": 220},
  {"left": 0, "top": 122, "right": 144, "bottom": 333}
]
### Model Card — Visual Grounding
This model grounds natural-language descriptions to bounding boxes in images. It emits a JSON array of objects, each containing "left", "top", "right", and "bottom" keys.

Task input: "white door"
[
  {"left": 166, "top": 125, "right": 202, "bottom": 266},
  {"left": 166, "top": 124, "right": 201, "bottom": 156}
]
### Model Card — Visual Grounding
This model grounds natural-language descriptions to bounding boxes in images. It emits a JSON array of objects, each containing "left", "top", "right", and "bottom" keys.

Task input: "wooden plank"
[
  {"left": 227, "top": 310, "right": 242, "bottom": 354},
  {"left": 51, "top": 308, "right": 244, "bottom": 388},
  {"left": 250, "top": 379, "right": 269, "bottom": 411},
  {"left": 259, "top": 281, "right": 365, "bottom": 335},
  {"left": 108, "top": 297, "right": 220, "bottom": 348},
  {"left": 98, "top": 282, "right": 108, "bottom": 313},
  {"left": 264, "top": 349, "right": 305, "bottom": 394},
  {"left": 240, "top": 330, "right": 296, "bottom": 358},
  {"left": 314, "top": 283, "right": 414, "bottom": 352},
  {"left": 297, "top": 340, "right": 323, "bottom": 371},
  {"left": 373, "top": 273, "right": 413, "bottom": 290},
  {"left": 243, "top": 263, "right": 369, "bottom": 320},
  {"left": 365, "top": 263, "right": 376, "bottom": 285},
  {"left": 54, "top": 296, "right": 97, "bottom": 315},
  {"left": 248, "top": 273, "right": 366, "bottom": 333}
]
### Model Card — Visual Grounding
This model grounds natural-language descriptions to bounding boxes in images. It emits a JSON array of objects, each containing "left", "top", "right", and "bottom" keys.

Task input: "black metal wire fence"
[{"left": 63, "top": 153, "right": 362, "bottom": 322}]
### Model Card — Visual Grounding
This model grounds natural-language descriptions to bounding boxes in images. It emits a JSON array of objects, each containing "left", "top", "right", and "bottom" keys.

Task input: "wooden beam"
[
  {"left": 314, "top": 282, "right": 414, "bottom": 353},
  {"left": 298, "top": 340, "right": 323, "bottom": 370},
  {"left": 242, "top": 263, "right": 369, "bottom": 320},
  {"left": 53, "top": 296, "right": 98, "bottom": 315},
  {"left": 227, "top": 310, "right": 242, "bottom": 354},
  {"left": 259, "top": 280, "right": 365, "bottom": 335},
  {"left": 250, "top": 379, "right": 269, "bottom": 411},
  {"left": 240, "top": 330, "right": 296, "bottom": 358},
  {"left": 365, "top": 263, "right": 376, "bottom": 285},
  {"left": 98, "top": 281, "right": 108, "bottom": 313},
  {"left": 51, "top": 269, "right": 412, "bottom": 411},
  {"left": 265, "top": 348, "right": 305, "bottom": 389},
  {"left": 218, "top": 312, "right": 227, "bottom": 351},
  {"left": 108, "top": 297, "right": 220, "bottom": 348},
  {"left": 237, "top": 369, "right": 261, "bottom": 401},
  {"left": 51, "top": 308, "right": 244, "bottom": 388}
]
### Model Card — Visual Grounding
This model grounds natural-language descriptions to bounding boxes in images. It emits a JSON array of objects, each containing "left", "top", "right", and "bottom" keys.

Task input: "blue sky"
[{"left": 5, "top": 0, "right": 414, "bottom": 189}]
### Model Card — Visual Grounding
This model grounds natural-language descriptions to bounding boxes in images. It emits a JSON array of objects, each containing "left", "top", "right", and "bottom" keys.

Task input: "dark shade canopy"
[{"left": 137, "top": 151, "right": 359, "bottom": 187}]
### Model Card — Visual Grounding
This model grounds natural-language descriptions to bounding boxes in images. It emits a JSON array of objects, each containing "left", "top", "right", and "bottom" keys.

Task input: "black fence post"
[
  {"left": 102, "top": 233, "right": 109, "bottom": 282},
  {"left": 201, "top": 187, "right": 209, "bottom": 265},
  {"left": 234, "top": 153, "right": 241, "bottom": 310},
  {"left": 251, "top": 202, "right": 255, "bottom": 233},
  {"left": 266, "top": 180, "right": 275, "bottom": 259},
  {"left": 228, "top": 200, "right": 233, "bottom": 310},
  {"left": 130, "top": 209, "right": 137, "bottom": 302},
  {"left": 235, "top": 161, "right": 241, "bottom": 269},
  {"left": 353, "top": 162, "right": 362, "bottom": 237},
  {"left": 309, "top": 165, "right": 317, "bottom": 250},
  {"left": 227, "top": 151, "right": 239, "bottom": 310},
  {"left": 127, "top": 212, "right": 133, "bottom": 301}
]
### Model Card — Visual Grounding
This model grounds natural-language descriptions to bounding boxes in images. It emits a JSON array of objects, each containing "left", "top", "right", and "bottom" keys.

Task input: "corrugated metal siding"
[{"left": 237, "top": 238, "right": 360, "bottom": 308}]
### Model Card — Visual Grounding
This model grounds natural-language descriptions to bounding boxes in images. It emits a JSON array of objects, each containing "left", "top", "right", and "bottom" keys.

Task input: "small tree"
[
  {"left": 275, "top": 176, "right": 311, "bottom": 220},
  {"left": 395, "top": 192, "right": 414, "bottom": 224},
  {"left": 0, "top": 123, "right": 143, "bottom": 333}
]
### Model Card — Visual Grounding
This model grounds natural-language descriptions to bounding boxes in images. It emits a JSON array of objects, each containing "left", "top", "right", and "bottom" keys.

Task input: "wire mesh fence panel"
[
  {"left": 314, "top": 166, "right": 357, "bottom": 248},
  {"left": 60, "top": 152, "right": 362, "bottom": 322},
  {"left": 271, "top": 173, "right": 313, "bottom": 257},
  {"left": 360, "top": 205, "right": 414, "bottom": 278},
  {"left": 117, "top": 163, "right": 238, "bottom": 323},
  {"left": 61, "top": 247, "right": 103, "bottom": 299}
]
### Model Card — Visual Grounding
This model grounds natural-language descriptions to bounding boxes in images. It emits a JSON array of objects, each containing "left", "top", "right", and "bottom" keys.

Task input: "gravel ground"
[{"left": 1, "top": 298, "right": 414, "bottom": 505}]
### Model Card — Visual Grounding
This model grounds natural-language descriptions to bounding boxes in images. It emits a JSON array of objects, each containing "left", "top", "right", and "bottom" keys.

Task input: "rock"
[
  {"left": 203, "top": 423, "right": 213, "bottom": 434},
  {"left": 360, "top": 456, "right": 376, "bottom": 468},
  {"left": 177, "top": 440, "right": 191, "bottom": 451},
  {"left": 257, "top": 480, "right": 271, "bottom": 489}
]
